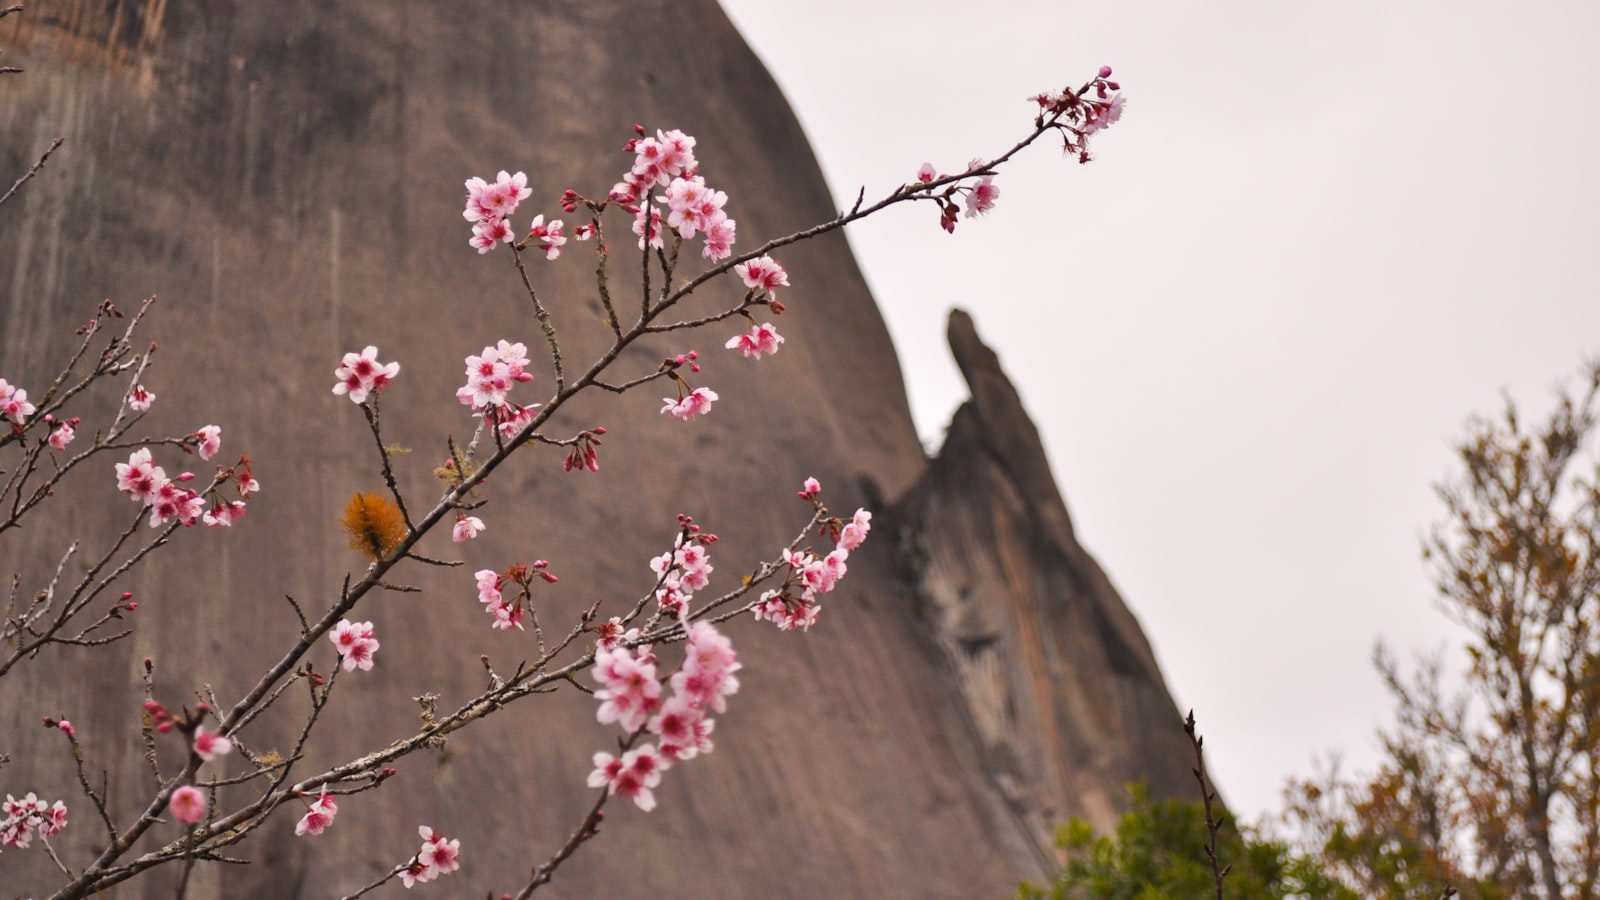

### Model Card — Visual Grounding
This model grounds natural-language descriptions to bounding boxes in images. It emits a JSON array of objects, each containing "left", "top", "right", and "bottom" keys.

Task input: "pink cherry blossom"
[
  {"left": 463, "top": 170, "right": 531, "bottom": 224},
  {"left": 724, "top": 322, "right": 784, "bottom": 359},
  {"left": 333, "top": 346, "right": 401, "bottom": 404},
  {"left": 799, "top": 476, "right": 821, "bottom": 498},
  {"left": 115, "top": 448, "right": 169, "bottom": 504},
  {"left": 632, "top": 205, "right": 664, "bottom": 250},
  {"left": 668, "top": 621, "right": 741, "bottom": 714},
  {"left": 0, "top": 379, "right": 37, "bottom": 424},
  {"left": 838, "top": 508, "right": 873, "bottom": 551},
  {"left": 167, "top": 785, "right": 206, "bottom": 825},
  {"left": 593, "top": 645, "right": 663, "bottom": 732},
  {"left": 649, "top": 693, "right": 715, "bottom": 762},
  {"left": 195, "top": 425, "right": 222, "bottom": 460},
  {"left": 0, "top": 793, "right": 67, "bottom": 848},
  {"left": 452, "top": 515, "right": 485, "bottom": 543},
  {"left": 628, "top": 128, "right": 697, "bottom": 190},
  {"left": 469, "top": 217, "right": 514, "bottom": 254},
  {"left": 654, "top": 129, "right": 697, "bottom": 179},
  {"left": 1084, "top": 94, "right": 1126, "bottom": 134},
  {"left": 595, "top": 616, "right": 636, "bottom": 651},
  {"left": 660, "top": 387, "right": 718, "bottom": 422},
  {"left": 127, "top": 384, "right": 155, "bottom": 413},
  {"left": 145, "top": 482, "right": 205, "bottom": 528},
  {"left": 734, "top": 256, "right": 789, "bottom": 298},
  {"left": 457, "top": 341, "right": 534, "bottom": 413},
  {"left": 329, "top": 619, "right": 379, "bottom": 672},
  {"left": 418, "top": 826, "right": 461, "bottom": 875},
  {"left": 661, "top": 176, "right": 729, "bottom": 239},
  {"left": 47, "top": 421, "right": 75, "bottom": 450},
  {"left": 701, "top": 216, "right": 736, "bottom": 261},
  {"left": 588, "top": 745, "right": 664, "bottom": 811},
  {"left": 294, "top": 792, "right": 338, "bottom": 837},
  {"left": 475, "top": 569, "right": 522, "bottom": 631},
  {"left": 526, "top": 215, "right": 567, "bottom": 260},
  {"left": 754, "top": 588, "right": 822, "bottom": 632},
  {"left": 202, "top": 500, "right": 248, "bottom": 528},
  {"left": 965, "top": 168, "right": 1000, "bottom": 219},
  {"left": 192, "top": 726, "right": 233, "bottom": 763},
  {"left": 236, "top": 469, "right": 261, "bottom": 497},
  {"left": 917, "top": 162, "right": 938, "bottom": 182},
  {"left": 40, "top": 800, "right": 67, "bottom": 837}
]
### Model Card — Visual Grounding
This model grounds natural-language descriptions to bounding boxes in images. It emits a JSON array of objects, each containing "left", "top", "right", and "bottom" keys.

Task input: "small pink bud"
[{"left": 1099, "top": 65, "right": 1113, "bottom": 78}]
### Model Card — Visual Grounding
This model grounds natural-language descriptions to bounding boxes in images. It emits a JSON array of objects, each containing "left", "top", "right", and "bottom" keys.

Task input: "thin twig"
[
  {"left": 1183, "top": 710, "right": 1230, "bottom": 900},
  {"left": 1, "top": 138, "right": 63, "bottom": 208}
]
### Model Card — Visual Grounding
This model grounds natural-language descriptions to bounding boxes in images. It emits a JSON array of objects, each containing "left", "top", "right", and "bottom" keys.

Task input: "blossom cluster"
[
  {"left": 463, "top": 170, "right": 531, "bottom": 254},
  {"left": 0, "top": 378, "right": 36, "bottom": 426},
  {"left": 753, "top": 482, "right": 872, "bottom": 632},
  {"left": 330, "top": 619, "right": 380, "bottom": 671},
  {"left": 332, "top": 346, "right": 401, "bottom": 405},
  {"left": 1, "top": 793, "right": 67, "bottom": 850},
  {"left": 473, "top": 561, "right": 558, "bottom": 631},
  {"left": 46, "top": 415, "right": 79, "bottom": 450},
  {"left": 463, "top": 170, "right": 567, "bottom": 260},
  {"left": 589, "top": 618, "right": 739, "bottom": 811},
  {"left": 721, "top": 256, "right": 789, "bottom": 360},
  {"left": 115, "top": 443, "right": 252, "bottom": 528},
  {"left": 916, "top": 158, "right": 1003, "bottom": 234},
  {"left": 660, "top": 386, "right": 718, "bottom": 422},
  {"left": 455, "top": 340, "right": 540, "bottom": 439},
  {"left": 1028, "top": 65, "right": 1127, "bottom": 164},
  {"left": 610, "top": 128, "right": 736, "bottom": 262},
  {"left": 648, "top": 525, "right": 715, "bottom": 614},
  {"left": 400, "top": 826, "right": 461, "bottom": 888}
]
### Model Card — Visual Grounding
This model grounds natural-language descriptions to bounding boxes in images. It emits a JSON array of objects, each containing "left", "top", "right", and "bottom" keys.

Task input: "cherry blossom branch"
[
  {"left": 53, "top": 724, "right": 119, "bottom": 846},
  {"left": 647, "top": 104, "right": 1074, "bottom": 323},
  {"left": 2, "top": 468, "right": 227, "bottom": 677},
  {"left": 1, "top": 138, "right": 61, "bottom": 208},
  {"left": 32, "top": 68, "right": 1120, "bottom": 896},
  {"left": 1, "top": 298, "right": 161, "bottom": 530},
  {"left": 39, "top": 835, "right": 75, "bottom": 879},
  {"left": 61, "top": 513, "right": 813, "bottom": 894},
  {"left": 590, "top": 223, "right": 623, "bottom": 340},
  {"left": 509, "top": 244, "right": 565, "bottom": 392},
  {"left": 339, "top": 858, "right": 413, "bottom": 899},
  {"left": 359, "top": 399, "right": 414, "bottom": 530},
  {"left": 512, "top": 764, "right": 613, "bottom": 898}
]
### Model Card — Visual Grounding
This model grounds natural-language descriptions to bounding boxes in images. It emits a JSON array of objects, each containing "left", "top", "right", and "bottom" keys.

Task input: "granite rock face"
[
  {"left": 1, "top": 2, "right": 1191, "bottom": 895},
  {"left": 891, "top": 311, "right": 1197, "bottom": 854}
]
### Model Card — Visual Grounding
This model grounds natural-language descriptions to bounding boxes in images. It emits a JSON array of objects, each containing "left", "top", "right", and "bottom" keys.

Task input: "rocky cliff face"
[
  {"left": 1, "top": 2, "right": 1192, "bottom": 895},
  {"left": 892, "top": 311, "right": 1196, "bottom": 856}
]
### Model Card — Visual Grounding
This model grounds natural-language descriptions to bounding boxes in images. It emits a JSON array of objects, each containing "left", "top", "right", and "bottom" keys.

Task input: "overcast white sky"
[{"left": 721, "top": 0, "right": 1600, "bottom": 823}]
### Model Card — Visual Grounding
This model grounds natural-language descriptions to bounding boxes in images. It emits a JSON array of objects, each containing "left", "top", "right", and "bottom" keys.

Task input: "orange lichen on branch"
[{"left": 341, "top": 492, "right": 406, "bottom": 560}]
